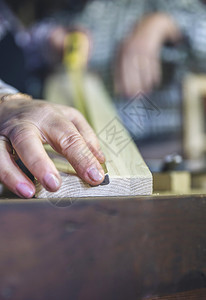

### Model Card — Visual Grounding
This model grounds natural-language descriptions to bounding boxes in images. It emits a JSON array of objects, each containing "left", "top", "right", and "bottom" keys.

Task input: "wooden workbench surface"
[{"left": 0, "top": 194, "right": 206, "bottom": 300}]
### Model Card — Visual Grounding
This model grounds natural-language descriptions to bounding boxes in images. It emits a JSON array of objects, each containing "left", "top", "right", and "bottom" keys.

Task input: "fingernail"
[
  {"left": 43, "top": 173, "right": 60, "bottom": 191},
  {"left": 16, "top": 183, "right": 34, "bottom": 198},
  {"left": 88, "top": 167, "right": 104, "bottom": 182}
]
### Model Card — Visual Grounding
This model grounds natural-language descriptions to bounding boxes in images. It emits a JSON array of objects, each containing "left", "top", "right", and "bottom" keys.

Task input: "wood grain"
[{"left": 36, "top": 74, "right": 152, "bottom": 198}]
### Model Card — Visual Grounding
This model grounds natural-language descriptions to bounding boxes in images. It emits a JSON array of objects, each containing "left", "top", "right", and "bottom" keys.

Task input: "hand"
[
  {"left": 0, "top": 95, "right": 105, "bottom": 198},
  {"left": 114, "top": 13, "right": 181, "bottom": 97}
]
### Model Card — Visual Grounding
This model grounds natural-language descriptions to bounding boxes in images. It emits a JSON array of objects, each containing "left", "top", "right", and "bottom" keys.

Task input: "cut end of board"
[{"left": 35, "top": 171, "right": 152, "bottom": 198}]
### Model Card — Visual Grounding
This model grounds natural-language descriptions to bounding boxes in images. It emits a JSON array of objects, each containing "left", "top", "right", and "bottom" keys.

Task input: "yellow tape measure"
[{"left": 63, "top": 31, "right": 89, "bottom": 72}]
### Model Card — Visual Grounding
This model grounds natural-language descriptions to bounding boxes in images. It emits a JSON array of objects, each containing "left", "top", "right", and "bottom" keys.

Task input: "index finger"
[
  {"left": 54, "top": 106, "right": 105, "bottom": 163},
  {"left": 42, "top": 116, "right": 105, "bottom": 185}
]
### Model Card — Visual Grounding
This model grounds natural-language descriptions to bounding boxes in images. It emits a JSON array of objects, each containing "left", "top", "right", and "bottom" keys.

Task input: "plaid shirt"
[
  {"left": 69, "top": 0, "right": 206, "bottom": 77},
  {"left": 69, "top": 0, "right": 206, "bottom": 139},
  {"left": 68, "top": 0, "right": 146, "bottom": 89},
  {"left": 146, "top": 0, "right": 206, "bottom": 65}
]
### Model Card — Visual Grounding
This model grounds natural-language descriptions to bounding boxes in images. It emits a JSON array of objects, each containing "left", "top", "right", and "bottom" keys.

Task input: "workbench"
[
  {"left": 1, "top": 64, "right": 206, "bottom": 299},
  {"left": 0, "top": 194, "right": 206, "bottom": 300}
]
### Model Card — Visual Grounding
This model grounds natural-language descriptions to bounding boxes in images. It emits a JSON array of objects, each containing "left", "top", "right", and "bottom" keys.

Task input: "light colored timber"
[
  {"left": 183, "top": 73, "right": 206, "bottom": 159},
  {"left": 153, "top": 171, "right": 191, "bottom": 194},
  {"left": 36, "top": 73, "right": 152, "bottom": 198}
]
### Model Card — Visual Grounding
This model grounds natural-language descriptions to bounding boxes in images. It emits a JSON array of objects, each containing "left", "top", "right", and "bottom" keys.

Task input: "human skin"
[
  {"left": 0, "top": 95, "right": 105, "bottom": 198},
  {"left": 114, "top": 13, "right": 182, "bottom": 97}
]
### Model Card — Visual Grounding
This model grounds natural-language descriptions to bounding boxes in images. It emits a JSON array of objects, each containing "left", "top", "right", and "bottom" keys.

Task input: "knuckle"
[
  {"left": 69, "top": 107, "right": 79, "bottom": 115},
  {"left": 59, "top": 132, "right": 82, "bottom": 154},
  {"left": 40, "top": 103, "right": 55, "bottom": 115},
  {"left": 28, "top": 157, "right": 46, "bottom": 174},
  {"left": 34, "top": 104, "right": 58, "bottom": 124},
  {"left": 8, "top": 125, "right": 35, "bottom": 148},
  {"left": 69, "top": 107, "right": 85, "bottom": 122}
]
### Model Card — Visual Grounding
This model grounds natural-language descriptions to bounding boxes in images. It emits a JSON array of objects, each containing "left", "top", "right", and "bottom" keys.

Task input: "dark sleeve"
[{"left": 21, "top": 19, "right": 59, "bottom": 72}]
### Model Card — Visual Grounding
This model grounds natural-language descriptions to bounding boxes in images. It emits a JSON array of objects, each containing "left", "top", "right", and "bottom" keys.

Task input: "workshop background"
[{"left": 3, "top": 0, "right": 206, "bottom": 171}]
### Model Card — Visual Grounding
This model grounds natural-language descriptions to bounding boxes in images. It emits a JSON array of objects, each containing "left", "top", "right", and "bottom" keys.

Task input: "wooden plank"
[
  {"left": 183, "top": 73, "right": 206, "bottom": 159},
  {"left": 0, "top": 195, "right": 206, "bottom": 299},
  {"left": 36, "top": 74, "right": 152, "bottom": 198},
  {"left": 192, "top": 172, "right": 206, "bottom": 190},
  {"left": 153, "top": 171, "right": 191, "bottom": 194}
]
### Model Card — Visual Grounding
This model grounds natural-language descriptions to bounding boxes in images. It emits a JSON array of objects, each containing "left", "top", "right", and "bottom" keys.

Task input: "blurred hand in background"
[{"left": 114, "top": 13, "right": 181, "bottom": 97}]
